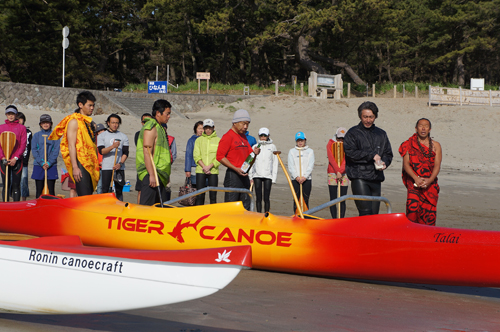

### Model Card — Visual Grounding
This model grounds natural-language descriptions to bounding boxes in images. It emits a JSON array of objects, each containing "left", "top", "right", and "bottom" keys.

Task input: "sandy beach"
[{"left": 2, "top": 95, "right": 500, "bottom": 331}]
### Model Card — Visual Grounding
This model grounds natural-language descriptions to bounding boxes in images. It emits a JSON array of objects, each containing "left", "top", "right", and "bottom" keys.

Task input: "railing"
[
  {"left": 164, "top": 187, "right": 255, "bottom": 212},
  {"left": 303, "top": 195, "right": 392, "bottom": 216}
]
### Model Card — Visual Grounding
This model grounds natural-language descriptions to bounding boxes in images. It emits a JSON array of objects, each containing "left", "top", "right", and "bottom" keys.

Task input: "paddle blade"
[{"left": 0, "top": 131, "right": 16, "bottom": 159}]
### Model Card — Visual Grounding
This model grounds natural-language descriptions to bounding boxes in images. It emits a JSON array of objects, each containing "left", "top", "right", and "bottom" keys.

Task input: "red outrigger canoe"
[{"left": 0, "top": 194, "right": 499, "bottom": 287}]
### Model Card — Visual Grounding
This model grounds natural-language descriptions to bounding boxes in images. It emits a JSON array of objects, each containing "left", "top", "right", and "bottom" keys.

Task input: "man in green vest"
[{"left": 136, "top": 99, "right": 172, "bottom": 205}]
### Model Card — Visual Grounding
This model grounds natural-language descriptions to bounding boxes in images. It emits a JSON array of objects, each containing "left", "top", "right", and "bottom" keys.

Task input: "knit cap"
[{"left": 232, "top": 109, "right": 251, "bottom": 123}]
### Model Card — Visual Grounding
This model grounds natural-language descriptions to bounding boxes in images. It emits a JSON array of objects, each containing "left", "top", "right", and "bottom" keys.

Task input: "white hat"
[
  {"left": 203, "top": 119, "right": 215, "bottom": 127},
  {"left": 336, "top": 127, "right": 347, "bottom": 138},
  {"left": 258, "top": 127, "right": 270, "bottom": 136}
]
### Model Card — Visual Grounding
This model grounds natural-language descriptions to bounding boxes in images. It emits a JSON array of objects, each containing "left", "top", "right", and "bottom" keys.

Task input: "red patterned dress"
[{"left": 398, "top": 134, "right": 439, "bottom": 225}]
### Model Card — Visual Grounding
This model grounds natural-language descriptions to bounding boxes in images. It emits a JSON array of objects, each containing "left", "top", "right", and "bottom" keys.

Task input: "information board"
[{"left": 148, "top": 81, "right": 168, "bottom": 94}]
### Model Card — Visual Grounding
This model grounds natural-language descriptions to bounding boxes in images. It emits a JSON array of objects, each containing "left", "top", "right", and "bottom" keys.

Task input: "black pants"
[
  {"left": 350, "top": 179, "right": 382, "bottom": 216},
  {"left": 1, "top": 159, "right": 22, "bottom": 202},
  {"left": 328, "top": 185, "right": 348, "bottom": 219},
  {"left": 292, "top": 179, "right": 311, "bottom": 213},
  {"left": 35, "top": 179, "right": 56, "bottom": 198},
  {"left": 196, "top": 173, "right": 218, "bottom": 205},
  {"left": 101, "top": 169, "right": 125, "bottom": 201},
  {"left": 253, "top": 177, "right": 272, "bottom": 213},
  {"left": 223, "top": 168, "right": 251, "bottom": 210},
  {"left": 140, "top": 174, "right": 167, "bottom": 206},
  {"left": 75, "top": 160, "right": 94, "bottom": 197}
]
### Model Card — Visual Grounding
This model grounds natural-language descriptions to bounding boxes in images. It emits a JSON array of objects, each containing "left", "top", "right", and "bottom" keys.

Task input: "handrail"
[
  {"left": 303, "top": 195, "right": 392, "bottom": 216},
  {"left": 164, "top": 187, "right": 255, "bottom": 212}
]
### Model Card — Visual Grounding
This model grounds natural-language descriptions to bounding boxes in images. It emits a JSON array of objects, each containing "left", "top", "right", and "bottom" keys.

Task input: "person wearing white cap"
[
  {"left": 193, "top": 119, "right": 220, "bottom": 205},
  {"left": 327, "top": 127, "right": 349, "bottom": 218},
  {"left": 288, "top": 131, "right": 315, "bottom": 213},
  {"left": 0, "top": 105, "right": 27, "bottom": 202},
  {"left": 216, "top": 109, "right": 260, "bottom": 210},
  {"left": 249, "top": 127, "right": 278, "bottom": 213},
  {"left": 31, "top": 114, "right": 60, "bottom": 198}
]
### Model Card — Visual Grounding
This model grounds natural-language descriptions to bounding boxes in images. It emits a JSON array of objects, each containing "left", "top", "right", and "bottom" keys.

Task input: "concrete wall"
[{"left": 0, "top": 81, "right": 257, "bottom": 115}]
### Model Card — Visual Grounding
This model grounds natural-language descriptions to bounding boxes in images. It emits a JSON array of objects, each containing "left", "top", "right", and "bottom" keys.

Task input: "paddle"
[
  {"left": 334, "top": 141, "right": 344, "bottom": 219},
  {"left": 109, "top": 139, "right": 121, "bottom": 193},
  {"left": 144, "top": 145, "right": 164, "bottom": 208},
  {"left": 297, "top": 147, "right": 308, "bottom": 215},
  {"left": 0, "top": 131, "right": 16, "bottom": 202},
  {"left": 273, "top": 151, "right": 304, "bottom": 218},
  {"left": 42, "top": 134, "right": 50, "bottom": 195}
]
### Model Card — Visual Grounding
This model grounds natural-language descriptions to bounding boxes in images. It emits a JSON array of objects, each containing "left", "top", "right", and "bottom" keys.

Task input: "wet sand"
[{"left": 2, "top": 96, "right": 500, "bottom": 331}]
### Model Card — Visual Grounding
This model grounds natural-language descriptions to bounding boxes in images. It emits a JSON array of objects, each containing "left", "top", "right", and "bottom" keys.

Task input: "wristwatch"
[{"left": 14, "top": 157, "right": 18, "bottom": 161}]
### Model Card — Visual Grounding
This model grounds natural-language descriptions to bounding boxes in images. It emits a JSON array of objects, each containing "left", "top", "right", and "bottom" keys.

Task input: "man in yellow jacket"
[{"left": 193, "top": 119, "right": 220, "bottom": 205}]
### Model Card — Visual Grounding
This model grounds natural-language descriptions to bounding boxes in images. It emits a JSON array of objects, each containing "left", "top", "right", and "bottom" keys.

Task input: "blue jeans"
[{"left": 96, "top": 171, "right": 102, "bottom": 194}]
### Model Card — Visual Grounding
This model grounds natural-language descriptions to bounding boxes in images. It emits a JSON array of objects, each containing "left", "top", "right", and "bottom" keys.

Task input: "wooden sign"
[{"left": 196, "top": 72, "right": 210, "bottom": 80}]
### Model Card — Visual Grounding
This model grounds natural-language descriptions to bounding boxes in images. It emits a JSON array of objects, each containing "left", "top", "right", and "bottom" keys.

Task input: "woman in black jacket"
[{"left": 344, "top": 101, "right": 393, "bottom": 216}]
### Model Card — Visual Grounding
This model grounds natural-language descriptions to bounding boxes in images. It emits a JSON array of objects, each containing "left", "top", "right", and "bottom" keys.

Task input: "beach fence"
[{"left": 428, "top": 85, "right": 500, "bottom": 107}]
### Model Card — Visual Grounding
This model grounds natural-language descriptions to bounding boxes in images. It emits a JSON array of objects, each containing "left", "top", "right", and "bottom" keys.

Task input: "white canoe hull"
[{"left": 0, "top": 237, "right": 251, "bottom": 314}]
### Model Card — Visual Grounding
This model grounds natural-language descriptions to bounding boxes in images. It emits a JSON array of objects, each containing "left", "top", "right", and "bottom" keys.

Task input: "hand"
[
  {"left": 112, "top": 163, "right": 121, "bottom": 171},
  {"left": 73, "top": 167, "right": 83, "bottom": 183},
  {"left": 420, "top": 178, "right": 431, "bottom": 189},
  {"left": 336, "top": 172, "right": 342, "bottom": 180},
  {"left": 42, "top": 163, "right": 50, "bottom": 170},
  {"left": 7, "top": 158, "right": 16, "bottom": 167},
  {"left": 112, "top": 140, "right": 120, "bottom": 149},
  {"left": 202, "top": 165, "right": 211, "bottom": 174},
  {"left": 236, "top": 168, "right": 248, "bottom": 176},
  {"left": 185, "top": 171, "right": 191, "bottom": 178},
  {"left": 253, "top": 147, "right": 261, "bottom": 155},
  {"left": 414, "top": 176, "right": 425, "bottom": 188},
  {"left": 149, "top": 175, "right": 157, "bottom": 188},
  {"left": 373, "top": 154, "right": 382, "bottom": 163}
]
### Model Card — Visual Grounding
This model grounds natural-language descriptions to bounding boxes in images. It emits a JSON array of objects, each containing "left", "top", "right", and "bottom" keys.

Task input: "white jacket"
[
  {"left": 249, "top": 139, "right": 278, "bottom": 183},
  {"left": 288, "top": 145, "right": 315, "bottom": 180}
]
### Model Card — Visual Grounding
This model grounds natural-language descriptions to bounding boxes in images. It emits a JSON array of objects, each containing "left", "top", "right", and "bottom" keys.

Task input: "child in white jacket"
[
  {"left": 249, "top": 127, "right": 278, "bottom": 213},
  {"left": 288, "top": 131, "right": 315, "bottom": 213}
]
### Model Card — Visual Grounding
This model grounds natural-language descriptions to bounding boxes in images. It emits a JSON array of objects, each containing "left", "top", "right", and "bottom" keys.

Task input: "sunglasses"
[{"left": 259, "top": 134, "right": 269, "bottom": 137}]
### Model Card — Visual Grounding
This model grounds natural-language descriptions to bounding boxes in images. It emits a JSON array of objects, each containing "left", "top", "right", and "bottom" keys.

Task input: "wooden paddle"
[
  {"left": 273, "top": 151, "right": 304, "bottom": 218},
  {"left": 109, "top": 139, "right": 121, "bottom": 193},
  {"left": 42, "top": 134, "right": 50, "bottom": 195},
  {"left": 297, "top": 147, "right": 308, "bottom": 215},
  {"left": 334, "top": 141, "right": 344, "bottom": 219},
  {"left": 144, "top": 145, "right": 163, "bottom": 208},
  {"left": 0, "top": 131, "right": 16, "bottom": 202}
]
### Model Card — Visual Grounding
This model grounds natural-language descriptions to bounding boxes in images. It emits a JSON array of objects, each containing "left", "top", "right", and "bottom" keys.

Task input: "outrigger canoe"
[
  {"left": 0, "top": 235, "right": 251, "bottom": 314},
  {"left": 1, "top": 194, "right": 500, "bottom": 287}
]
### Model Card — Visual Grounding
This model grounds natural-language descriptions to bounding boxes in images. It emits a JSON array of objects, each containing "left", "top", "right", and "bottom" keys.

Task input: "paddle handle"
[
  {"left": 42, "top": 135, "right": 49, "bottom": 195},
  {"left": 273, "top": 151, "right": 304, "bottom": 218}
]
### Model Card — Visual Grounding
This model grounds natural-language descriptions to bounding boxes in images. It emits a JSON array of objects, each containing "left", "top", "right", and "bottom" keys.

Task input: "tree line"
[{"left": 1, "top": 0, "right": 499, "bottom": 90}]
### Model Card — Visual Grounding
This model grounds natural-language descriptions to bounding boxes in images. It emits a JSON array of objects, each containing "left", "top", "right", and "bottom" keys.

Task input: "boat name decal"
[
  {"left": 168, "top": 215, "right": 210, "bottom": 243},
  {"left": 105, "top": 216, "right": 165, "bottom": 234},
  {"left": 434, "top": 232, "right": 461, "bottom": 244},
  {"left": 199, "top": 226, "right": 292, "bottom": 247},
  {"left": 28, "top": 250, "right": 124, "bottom": 273}
]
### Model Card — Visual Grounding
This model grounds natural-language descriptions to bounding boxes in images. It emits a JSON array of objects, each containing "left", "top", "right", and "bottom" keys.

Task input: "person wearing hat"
[
  {"left": 49, "top": 91, "right": 99, "bottom": 197},
  {"left": 193, "top": 119, "right": 221, "bottom": 205},
  {"left": 31, "top": 114, "right": 60, "bottom": 198},
  {"left": 249, "top": 127, "right": 278, "bottom": 213},
  {"left": 15, "top": 112, "right": 33, "bottom": 200},
  {"left": 327, "top": 127, "right": 349, "bottom": 218},
  {"left": 344, "top": 101, "right": 393, "bottom": 216},
  {"left": 0, "top": 105, "right": 27, "bottom": 201},
  {"left": 216, "top": 109, "right": 260, "bottom": 210},
  {"left": 288, "top": 131, "right": 315, "bottom": 213}
]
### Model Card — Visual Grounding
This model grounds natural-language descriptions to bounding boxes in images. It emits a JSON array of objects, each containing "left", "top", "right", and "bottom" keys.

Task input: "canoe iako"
[
  {"left": 1, "top": 194, "right": 500, "bottom": 287},
  {"left": 0, "top": 235, "right": 251, "bottom": 314}
]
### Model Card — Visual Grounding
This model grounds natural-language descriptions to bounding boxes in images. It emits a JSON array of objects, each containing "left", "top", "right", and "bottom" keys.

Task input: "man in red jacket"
[{"left": 216, "top": 109, "right": 260, "bottom": 210}]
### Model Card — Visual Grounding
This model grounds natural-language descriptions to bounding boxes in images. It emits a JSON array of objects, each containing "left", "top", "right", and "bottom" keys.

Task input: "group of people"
[{"left": 0, "top": 94, "right": 441, "bottom": 226}]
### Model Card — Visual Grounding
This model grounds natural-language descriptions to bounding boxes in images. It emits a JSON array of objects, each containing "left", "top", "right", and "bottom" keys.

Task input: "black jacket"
[{"left": 344, "top": 122, "right": 393, "bottom": 182}]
